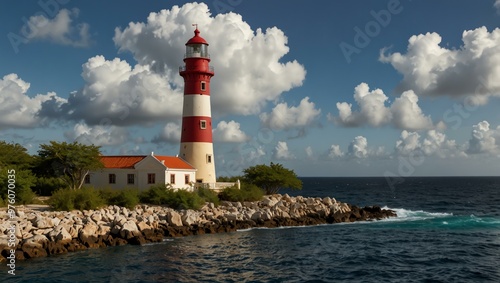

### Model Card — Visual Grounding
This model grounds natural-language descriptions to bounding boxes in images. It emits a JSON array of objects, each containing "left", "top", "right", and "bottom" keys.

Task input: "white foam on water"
[{"left": 381, "top": 206, "right": 453, "bottom": 222}]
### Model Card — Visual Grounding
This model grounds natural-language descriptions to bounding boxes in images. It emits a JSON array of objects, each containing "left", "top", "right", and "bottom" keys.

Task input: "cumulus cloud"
[
  {"left": 273, "top": 141, "right": 295, "bottom": 160},
  {"left": 113, "top": 2, "right": 306, "bottom": 116},
  {"left": 213, "top": 121, "right": 249, "bottom": 142},
  {"left": 41, "top": 55, "right": 183, "bottom": 126},
  {"left": 330, "top": 83, "right": 434, "bottom": 130},
  {"left": 348, "top": 136, "right": 368, "bottom": 158},
  {"left": 395, "top": 130, "right": 459, "bottom": 158},
  {"left": 152, "top": 122, "right": 181, "bottom": 144},
  {"left": 0, "top": 73, "right": 66, "bottom": 129},
  {"left": 260, "top": 97, "right": 321, "bottom": 133},
  {"left": 24, "top": 8, "right": 91, "bottom": 47},
  {"left": 466, "top": 121, "right": 500, "bottom": 154},
  {"left": 328, "top": 144, "right": 344, "bottom": 159},
  {"left": 380, "top": 27, "right": 500, "bottom": 104},
  {"left": 64, "top": 122, "right": 128, "bottom": 146}
]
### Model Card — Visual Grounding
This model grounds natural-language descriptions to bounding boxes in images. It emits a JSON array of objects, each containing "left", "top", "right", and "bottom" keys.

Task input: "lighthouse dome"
[{"left": 186, "top": 28, "right": 208, "bottom": 45}]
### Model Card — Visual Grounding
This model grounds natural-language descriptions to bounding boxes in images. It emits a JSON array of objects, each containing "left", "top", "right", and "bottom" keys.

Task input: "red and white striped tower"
[{"left": 179, "top": 26, "right": 216, "bottom": 184}]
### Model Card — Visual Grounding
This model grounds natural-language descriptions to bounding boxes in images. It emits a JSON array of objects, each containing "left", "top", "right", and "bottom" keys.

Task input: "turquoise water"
[{"left": 3, "top": 177, "right": 500, "bottom": 282}]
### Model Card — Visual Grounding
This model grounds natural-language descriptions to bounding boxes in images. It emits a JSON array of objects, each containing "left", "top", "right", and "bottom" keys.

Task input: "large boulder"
[
  {"left": 120, "top": 220, "right": 140, "bottom": 239},
  {"left": 182, "top": 210, "right": 200, "bottom": 226},
  {"left": 166, "top": 211, "right": 183, "bottom": 227},
  {"left": 80, "top": 223, "right": 99, "bottom": 237},
  {"left": 48, "top": 225, "right": 72, "bottom": 243},
  {"left": 34, "top": 217, "right": 53, "bottom": 229}
]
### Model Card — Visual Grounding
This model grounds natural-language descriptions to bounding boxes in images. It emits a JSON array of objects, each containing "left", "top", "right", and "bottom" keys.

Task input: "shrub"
[
  {"left": 139, "top": 184, "right": 170, "bottom": 205},
  {"left": 196, "top": 186, "right": 220, "bottom": 206},
  {"left": 16, "top": 187, "right": 38, "bottom": 205},
  {"left": 140, "top": 184, "right": 206, "bottom": 210},
  {"left": 219, "top": 183, "right": 264, "bottom": 202},
  {"left": 164, "top": 189, "right": 204, "bottom": 210},
  {"left": 108, "top": 188, "right": 140, "bottom": 209},
  {"left": 50, "top": 187, "right": 105, "bottom": 211},
  {"left": 49, "top": 189, "right": 76, "bottom": 211}
]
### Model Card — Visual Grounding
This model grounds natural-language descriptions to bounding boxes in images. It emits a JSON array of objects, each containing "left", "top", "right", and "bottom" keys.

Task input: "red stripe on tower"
[{"left": 178, "top": 26, "right": 216, "bottom": 184}]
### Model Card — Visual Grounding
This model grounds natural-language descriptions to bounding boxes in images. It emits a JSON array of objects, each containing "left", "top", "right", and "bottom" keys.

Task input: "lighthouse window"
[
  {"left": 207, "top": 154, "right": 212, "bottom": 163},
  {"left": 201, "top": 81, "right": 206, "bottom": 91},
  {"left": 200, "top": 120, "right": 207, "bottom": 129}
]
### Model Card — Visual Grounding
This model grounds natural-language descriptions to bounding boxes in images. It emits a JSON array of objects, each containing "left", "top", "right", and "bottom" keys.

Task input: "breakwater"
[{"left": 0, "top": 194, "right": 396, "bottom": 262}]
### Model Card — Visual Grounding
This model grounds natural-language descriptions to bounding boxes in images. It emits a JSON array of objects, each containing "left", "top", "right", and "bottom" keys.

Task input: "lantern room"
[{"left": 185, "top": 28, "right": 209, "bottom": 58}]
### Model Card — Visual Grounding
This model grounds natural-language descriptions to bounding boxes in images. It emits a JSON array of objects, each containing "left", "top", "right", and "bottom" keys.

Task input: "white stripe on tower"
[{"left": 182, "top": 95, "right": 212, "bottom": 117}]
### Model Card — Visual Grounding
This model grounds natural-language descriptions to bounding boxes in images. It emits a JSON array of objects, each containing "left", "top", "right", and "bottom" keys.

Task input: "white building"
[{"left": 86, "top": 153, "right": 196, "bottom": 190}]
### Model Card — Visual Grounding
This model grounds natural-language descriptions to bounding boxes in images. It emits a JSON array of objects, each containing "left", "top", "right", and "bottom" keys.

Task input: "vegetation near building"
[
  {"left": 243, "top": 162, "right": 302, "bottom": 195},
  {"left": 37, "top": 141, "right": 103, "bottom": 191}
]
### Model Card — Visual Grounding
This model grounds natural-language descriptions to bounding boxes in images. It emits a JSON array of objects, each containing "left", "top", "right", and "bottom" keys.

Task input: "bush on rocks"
[
  {"left": 219, "top": 183, "right": 264, "bottom": 202},
  {"left": 139, "top": 184, "right": 205, "bottom": 210},
  {"left": 50, "top": 187, "right": 105, "bottom": 211},
  {"left": 196, "top": 187, "right": 220, "bottom": 206},
  {"left": 100, "top": 188, "right": 140, "bottom": 209}
]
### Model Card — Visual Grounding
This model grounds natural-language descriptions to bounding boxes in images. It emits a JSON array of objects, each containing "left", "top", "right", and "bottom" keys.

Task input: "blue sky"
[{"left": 1, "top": 0, "right": 500, "bottom": 177}]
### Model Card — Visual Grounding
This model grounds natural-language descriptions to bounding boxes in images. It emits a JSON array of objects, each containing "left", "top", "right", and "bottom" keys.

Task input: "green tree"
[
  {"left": 243, "top": 162, "right": 302, "bottom": 195},
  {"left": 37, "top": 141, "right": 103, "bottom": 191},
  {"left": 0, "top": 141, "right": 37, "bottom": 204}
]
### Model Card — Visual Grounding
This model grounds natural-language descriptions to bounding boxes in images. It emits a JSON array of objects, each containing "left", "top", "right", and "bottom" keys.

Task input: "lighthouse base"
[{"left": 179, "top": 142, "right": 216, "bottom": 184}]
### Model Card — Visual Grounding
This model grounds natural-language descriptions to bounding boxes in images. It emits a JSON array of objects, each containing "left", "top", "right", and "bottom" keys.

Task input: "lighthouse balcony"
[{"left": 179, "top": 65, "right": 214, "bottom": 73}]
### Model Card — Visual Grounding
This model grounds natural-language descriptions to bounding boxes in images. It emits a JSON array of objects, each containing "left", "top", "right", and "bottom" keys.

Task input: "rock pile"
[{"left": 0, "top": 194, "right": 396, "bottom": 262}]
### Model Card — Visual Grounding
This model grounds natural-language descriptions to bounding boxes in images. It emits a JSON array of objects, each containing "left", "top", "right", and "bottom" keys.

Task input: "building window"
[
  {"left": 200, "top": 120, "right": 207, "bottom": 129},
  {"left": 185, "top": 174, "right": 190, "bottom": 184},
  {"left": 148, "top": 173, "right": 156, "bottom": 184},
  {"left": 84, "top": 174, "right": 90, "bottom": 184},
  {"left": 127, "top": 174, "right": 135, "bottom": 185},
  {"left": 170, "top": 174, "right": 176, "bottom": 184},
  {"left": 109, "top": 174, "right": 116, "bottom": 184},
  {"left": 201, "top": 81, "right": 206, "bottom": 91},
  {"left": 207, "top": 154, "right": 212, "bottom": 164}
]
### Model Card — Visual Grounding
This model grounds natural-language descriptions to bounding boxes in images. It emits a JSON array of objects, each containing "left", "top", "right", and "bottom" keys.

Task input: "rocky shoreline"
[{"left": 0, "top": 194, "right": 396, "bottom": 262}]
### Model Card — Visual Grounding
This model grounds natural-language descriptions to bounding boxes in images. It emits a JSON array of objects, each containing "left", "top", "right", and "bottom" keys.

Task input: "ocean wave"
[{"left": 382, "top": 206, "right": 453, "bottom": 221}]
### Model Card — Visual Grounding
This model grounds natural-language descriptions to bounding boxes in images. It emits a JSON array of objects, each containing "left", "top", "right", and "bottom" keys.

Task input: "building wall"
[{"left": 87, "top": 168, "right": 196, "bottom": 190}]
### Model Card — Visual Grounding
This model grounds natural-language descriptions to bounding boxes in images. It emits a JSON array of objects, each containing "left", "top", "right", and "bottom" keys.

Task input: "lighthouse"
[{"left": 179, "top": 26, "right": 216, "bottom": 185}]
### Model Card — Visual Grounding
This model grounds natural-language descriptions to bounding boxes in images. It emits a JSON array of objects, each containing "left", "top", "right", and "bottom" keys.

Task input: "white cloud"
[
  {"left": 25, "top": 8, "right": 91, "bottom": 47},
  {"left": 273, "top": 141, "right": 295, "bottom": 160},
  {"left": 466, "top": 121, "right": 500, "bottom": 154},
  {"left": 495, "top": 0, "right": 500, "bottom": 14},
  {"left": 348, "top": 136, "right": 368, "bottom": 158},
  {"left": 152, "top": 122, "right": 181, "bottom": 144},
  {"left": 305, "top": 146, "right": 313, "bottom": 158},
  {"left": 380, "top": 27, "right": 500, "bottom": 104},
  {"left": 331, "top": 83, "right": 433, "bottom": 130},
  {"left": 391, "top": 90, "right": 434, "bottom": 130},
  {"left": 64, "top": 122, "right": 128, "bottom": 146},
  {"left": 213, "top": 120, "right": 249, "bottom": 142},
  {"left": 260, "top": 97, "right": 321, "bottom": 133},
  {"left": 395, "top": 130, "right": 459, "bottom": 158},
  {"left": 44, "top": 55, "right": 183, "bottom": 126},
  {"left": 0, "top": 73, "right": 66, "bottom": 129},
  {"left": 113, "top": 2, "right": 306, "bottom": 116},
  {"left": 333, "top": 83, "right": 390, "bottom": 127},
  {"left": 328, "top": 144, "right": 344, "bottom": 159}
]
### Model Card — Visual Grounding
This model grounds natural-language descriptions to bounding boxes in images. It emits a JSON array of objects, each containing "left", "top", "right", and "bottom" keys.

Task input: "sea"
[{"left": 3, "top": 177, "right": 500, "bottom": 283}]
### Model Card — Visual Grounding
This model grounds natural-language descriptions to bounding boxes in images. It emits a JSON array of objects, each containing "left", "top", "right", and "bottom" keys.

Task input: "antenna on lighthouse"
[{"left": 192, "top": 23, "right": 198, "bottom": 29}]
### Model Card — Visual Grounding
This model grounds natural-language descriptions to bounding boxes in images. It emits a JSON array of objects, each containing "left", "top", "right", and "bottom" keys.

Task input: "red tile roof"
[
  {"left": 154, "top": 156, "right": 195, "bottom": 170},
  {"left": 100, "top": 155, "right": 195, "bottom": 170},
  {"left": 100, "top": 156, "right": 145, "bottom": 169}
]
